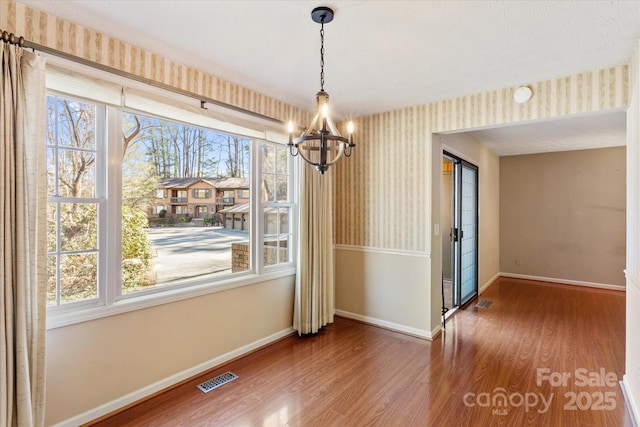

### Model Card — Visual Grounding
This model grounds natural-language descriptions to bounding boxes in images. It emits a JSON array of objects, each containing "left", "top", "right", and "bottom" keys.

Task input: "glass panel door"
[
  {"left": 460, "top": 162, "right": 478, "bottom": 304},
  {"left": 442, "top": 152, "right": 478, "bottom": 312}
]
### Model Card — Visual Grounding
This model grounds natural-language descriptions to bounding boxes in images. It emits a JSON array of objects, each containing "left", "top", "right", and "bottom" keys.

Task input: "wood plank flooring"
[{"left": 89, "top": 277, "right": 632, "bottom": 426}]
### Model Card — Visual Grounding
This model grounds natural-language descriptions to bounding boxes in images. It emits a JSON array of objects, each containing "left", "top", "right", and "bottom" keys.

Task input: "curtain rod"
[{"left": 1, "top": 29, "right": 284, "bottom": 126}]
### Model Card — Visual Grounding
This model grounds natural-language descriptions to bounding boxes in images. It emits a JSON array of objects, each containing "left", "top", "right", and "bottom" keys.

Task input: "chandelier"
[{"left": 287, "top": 6, "right": 355, "bottom": 174}]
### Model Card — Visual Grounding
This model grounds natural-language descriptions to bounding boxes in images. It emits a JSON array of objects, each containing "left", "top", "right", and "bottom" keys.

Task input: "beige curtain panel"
[
  {"left": 1, "top": 42, "right": 48, "bottom": 427},
  {"left": 293, "top": 164, "right": 335, "bottom": 335}
]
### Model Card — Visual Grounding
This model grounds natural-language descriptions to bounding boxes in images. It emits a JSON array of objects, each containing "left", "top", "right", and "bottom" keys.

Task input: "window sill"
[{"left": 46, "top": 267, "right": 296, "bottom": 330}]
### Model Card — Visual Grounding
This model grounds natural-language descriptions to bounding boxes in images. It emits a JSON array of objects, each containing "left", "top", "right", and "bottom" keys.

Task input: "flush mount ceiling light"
[
  {"left": 514, "top": 86, "right": 533, "bottom": 103},
  {"left": 287, "top": 6, "right": 355, "bottom": 174}
]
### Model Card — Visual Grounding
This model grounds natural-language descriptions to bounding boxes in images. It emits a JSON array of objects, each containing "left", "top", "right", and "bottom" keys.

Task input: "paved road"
[{"left": 145, "top": 226, "right": 249, "bottom": 285}]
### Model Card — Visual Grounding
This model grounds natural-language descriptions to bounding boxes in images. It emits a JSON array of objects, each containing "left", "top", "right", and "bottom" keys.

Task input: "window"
[
  {"left": 151, "top": 205, "right": 167, "bottom": 215},
  {"left": 192, "top": 188, "right": 211, "bottom": 199},
  {"left": 46, "top": 94, "right": 104, "bottom": 307},
  {"left": 171, "top": 190, "right": 187, "bottom": 203},
  {"left": 45, "top": 72, "right": 296, "bottom": 324},
  {"left": 196, "top": 206, "right": 208, "bottom": 217},
  {"left": 261, "top": 142, "right": 292, "bottom": 266},
  {"left": 221, "top": 190, "right": 235, "bottom": 204},
  {"left": 173, "top": 205, "right": 188, "bottom": 215}
]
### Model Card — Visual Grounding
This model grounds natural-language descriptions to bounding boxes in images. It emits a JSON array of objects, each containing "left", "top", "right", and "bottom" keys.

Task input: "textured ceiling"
[
  {"left": 15, "top": 0, "right": 639, "bottom": 154},
  {"left": 466, "top": 112, "right": 627, "bottom": 157}
]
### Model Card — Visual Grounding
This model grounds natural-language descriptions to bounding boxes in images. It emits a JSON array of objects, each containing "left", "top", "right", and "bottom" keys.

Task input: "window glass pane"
[
  {"left": 55, "top": 98, "right": 96, "bottom": 149},
  {"left": 47, "top": 255, "right": 57, "bottom": 306},
  {"left": 278, "top": 236, "right": 289, "bottom": 263},
  {"left": 279, "top": 207, "right": 289, "bottom": 234},
  {"left": 60, "top": 253, "right": 98, "bottom": 302},
  {"left": 121, "top": 111, "right": 252, "bottom": 295},
  {"left": 276, "top": 145, "right": 288, "bottom": 175},
  {"left": 59, "top": 203, "right": 98, "bottom": 252},
  {"left": 46, "top": 147, "right": 56, "bottom": 195},
  {"left": 276, "top": 176, "right": 288, "bottom": 202},
  {"left": 47, "top": 203, "right": 57, "bottom": 253},
  {"left": 57, "top": 149, "right": 96, "bottom": 198},
  {"left": 263, "top": 175, "right": 276, "bottom": 203},
  {"left": 262, "top": 143, "right": 276, "bottom": 173}
]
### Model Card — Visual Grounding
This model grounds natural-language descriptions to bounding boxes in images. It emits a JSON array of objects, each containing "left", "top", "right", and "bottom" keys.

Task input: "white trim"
[
  {"left": 47, "top": 269, "right": 295, "bottom": 329},
  {"left": 335, "top": 309, "right": 433, "bottom": 340},
  {"left": 333, "top": 244, "right": 430, "bottom": 259},
  {"left": 479, "top": 272, "right": 501, "bottom": 294},
  {"left": 627, "top": 269, "right": 640, "bottom": 290},
  {"left": 621, "top": 376, "right": 640, "bottom": 427},
  {"left": 499, "top": 272, "right": 626, "bottom": 292},
  {"left": 51, "top": 327, "right": 295, "bottom": 427}
]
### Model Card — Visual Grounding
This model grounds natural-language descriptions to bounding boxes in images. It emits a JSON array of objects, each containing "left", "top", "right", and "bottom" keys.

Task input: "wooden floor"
[{"left": 90, "top": 278, "right": 631, "bottom": 426}]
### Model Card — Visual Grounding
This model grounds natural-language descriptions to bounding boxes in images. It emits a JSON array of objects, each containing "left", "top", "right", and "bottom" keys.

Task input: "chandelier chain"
[{"left": 320, "top": 20, "right": 325, "bottom": 91}]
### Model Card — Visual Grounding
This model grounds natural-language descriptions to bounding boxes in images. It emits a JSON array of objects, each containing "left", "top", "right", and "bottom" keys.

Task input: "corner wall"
[
  {"left": 500, "top": 147, "right": 626, "bottom": 287},
  {"left": 623, "top": 40, "right": 640, "bottom": 423}
]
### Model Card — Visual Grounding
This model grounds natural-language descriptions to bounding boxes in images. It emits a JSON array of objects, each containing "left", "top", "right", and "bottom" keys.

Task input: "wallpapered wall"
[
  {"left": 1, "top": 0, "right": 311, "bottom": 127},
  {"left": 334, "top": 65, "right": 628, "bottom": 252}
]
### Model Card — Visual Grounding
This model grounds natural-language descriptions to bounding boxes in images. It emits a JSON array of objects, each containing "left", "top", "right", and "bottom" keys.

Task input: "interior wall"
[
  {"left": 46, "top": 278, "right": 295, "bottom": 425},
  {"left": 333, "top": 106, "right": 432, "bottom": 337},
  {"left": 500, "top": 147, "right": 626, "bottom": 286},
  {"left": 624, "top": 40, "right": 640, "bottom": 423}
]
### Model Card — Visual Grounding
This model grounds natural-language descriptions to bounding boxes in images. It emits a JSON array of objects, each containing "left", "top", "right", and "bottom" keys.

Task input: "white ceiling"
[
  {"left": 467, "top": 112, "right": 627, "bottom": 156},
  {"left": 16, "top": 0, "right": 639, "bottom": 155}
]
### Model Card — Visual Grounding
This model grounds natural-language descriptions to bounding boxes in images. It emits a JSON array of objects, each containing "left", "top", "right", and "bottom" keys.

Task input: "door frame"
[{"left": 443, "top": 150, "right": 479, "bottom": 309}]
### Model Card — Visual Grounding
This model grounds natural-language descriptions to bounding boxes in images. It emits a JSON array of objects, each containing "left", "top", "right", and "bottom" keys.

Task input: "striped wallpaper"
[
  {"left": 334, "top": 65, "right": 629, "bottom": 251},
  {"left": 0, "top": 0, "right": 311, "bottom": 126}
]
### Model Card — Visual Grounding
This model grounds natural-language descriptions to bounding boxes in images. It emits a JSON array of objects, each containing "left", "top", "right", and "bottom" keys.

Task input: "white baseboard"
[
  {"left": 52, "top": 327, "right": 295, "bottom": 427},
  {"left": 499, "top": 272, "right": 626, "bottom": 292},
  {"left": 335, "top": 309, "right": 433, "bottom": 340},
  {"left": 621, "top": 375, "right": 640, "bottom": 427}
]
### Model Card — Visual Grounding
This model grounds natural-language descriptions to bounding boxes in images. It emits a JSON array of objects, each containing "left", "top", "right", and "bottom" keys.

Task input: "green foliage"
[
  {"left": 158, "top": 209, "right": 167, "bottom": 218},
  {"left": 121, "top": 206, "right": 156, "bottom": 292}
]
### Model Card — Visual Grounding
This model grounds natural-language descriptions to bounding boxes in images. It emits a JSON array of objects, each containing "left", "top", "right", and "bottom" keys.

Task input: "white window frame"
[
  {"left": 261, "top": 141, "right": 295, "bottom": 267},
  {"left": 45, "top": 66, "right": 297, "bottom": 329}
]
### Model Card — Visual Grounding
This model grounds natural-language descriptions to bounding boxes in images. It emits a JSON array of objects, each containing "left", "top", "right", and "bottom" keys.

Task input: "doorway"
[{"left": 442, "top": 152, "right": 479, "bottom": 312}]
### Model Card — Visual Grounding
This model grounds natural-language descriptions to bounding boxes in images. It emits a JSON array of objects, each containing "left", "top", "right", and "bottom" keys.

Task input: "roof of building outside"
[
  {"left": 219, "top": 203, "right": 279, "bottom": 214},
  {"left": 158, "top": 177, "right": 249, "bottom": 190}
]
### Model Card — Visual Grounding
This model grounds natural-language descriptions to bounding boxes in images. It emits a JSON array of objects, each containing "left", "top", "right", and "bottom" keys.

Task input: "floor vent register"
[
  {"left": 197, "top": 371, "right": 238, "bottom": 393},
  {"left": 475, "top": 300, "right": 493, "bottom": 309}
]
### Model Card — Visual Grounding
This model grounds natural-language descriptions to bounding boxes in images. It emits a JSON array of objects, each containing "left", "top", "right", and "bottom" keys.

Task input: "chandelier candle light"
[{"left": 288, "top": 6, "right": 355, "bottom": 174}]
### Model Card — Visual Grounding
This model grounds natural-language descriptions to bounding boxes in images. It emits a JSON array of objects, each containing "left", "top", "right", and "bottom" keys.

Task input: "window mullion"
[
  {"left": 253, "top": 140, "right": 263, "bottom": 274},
  {"left": 105, "top": 105, "right": 122, "bottom": 304}
]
